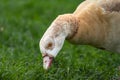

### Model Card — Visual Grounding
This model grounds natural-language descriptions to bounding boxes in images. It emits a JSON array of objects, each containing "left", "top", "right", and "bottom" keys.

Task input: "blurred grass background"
[{"left": 0, "top": 0, "right": 120, "bottom": 80}]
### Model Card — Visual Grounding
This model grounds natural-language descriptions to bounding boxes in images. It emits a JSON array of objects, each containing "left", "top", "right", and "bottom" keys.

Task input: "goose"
[{"left": 39, "top": 0, "right": 120, "bottom": 70}]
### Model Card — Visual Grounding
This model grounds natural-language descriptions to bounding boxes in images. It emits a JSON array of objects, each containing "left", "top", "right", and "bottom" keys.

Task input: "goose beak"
[{"left": 43, "top": 54, "right": 54, "bottom": 70}]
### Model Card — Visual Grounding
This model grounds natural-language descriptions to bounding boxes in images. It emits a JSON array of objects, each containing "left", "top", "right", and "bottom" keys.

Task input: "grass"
[{"left": 0, "top": 0, "right": 120, "bottom": 80}]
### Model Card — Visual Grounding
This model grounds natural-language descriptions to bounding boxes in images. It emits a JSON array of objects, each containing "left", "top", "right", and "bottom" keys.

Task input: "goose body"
[{"left": 40, "top": 0, "right": 120, "bottom": 70}]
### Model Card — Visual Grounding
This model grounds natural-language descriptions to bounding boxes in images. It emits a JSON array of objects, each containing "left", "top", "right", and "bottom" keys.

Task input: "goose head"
[{"left": 39, "top": 14, "right": 78, "bottom": 70}]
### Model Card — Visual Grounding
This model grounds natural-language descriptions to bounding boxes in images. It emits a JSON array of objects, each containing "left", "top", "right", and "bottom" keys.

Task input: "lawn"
[{"left": 0, "top": 0, "right": 120, "bottom": 80}]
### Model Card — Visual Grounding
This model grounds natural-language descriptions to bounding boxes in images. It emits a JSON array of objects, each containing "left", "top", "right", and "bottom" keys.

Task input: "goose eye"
[{"left": 46, "top": 42, "right": 54, "bottom": 50}]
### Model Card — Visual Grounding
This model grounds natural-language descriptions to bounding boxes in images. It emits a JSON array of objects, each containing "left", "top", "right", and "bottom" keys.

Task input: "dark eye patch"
[{"left": 46, "top": 42, "right": 54, "bottom": 50}]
